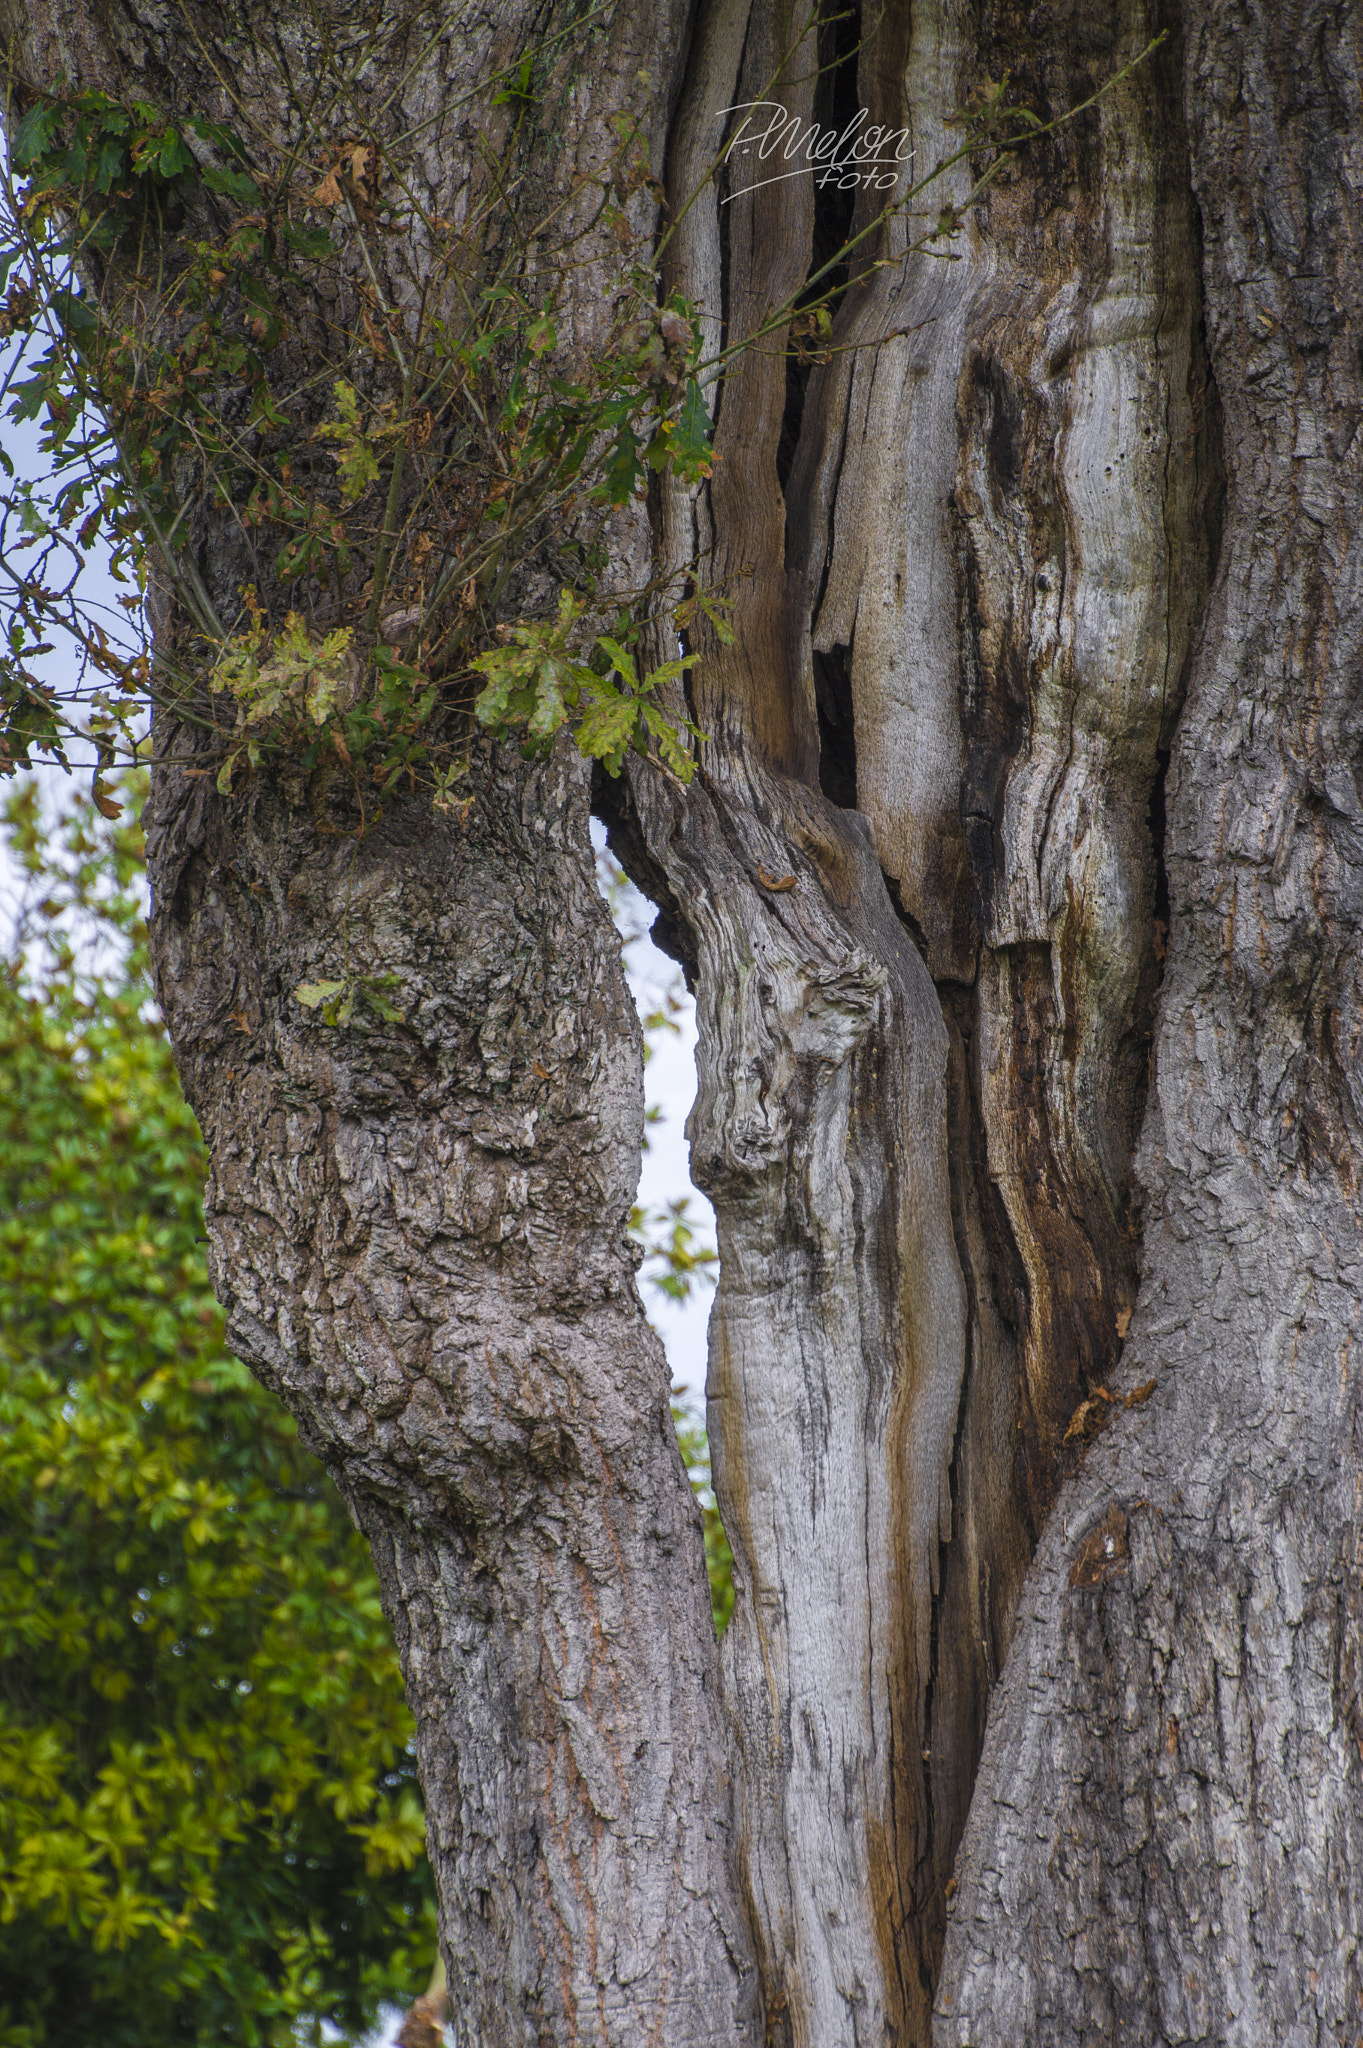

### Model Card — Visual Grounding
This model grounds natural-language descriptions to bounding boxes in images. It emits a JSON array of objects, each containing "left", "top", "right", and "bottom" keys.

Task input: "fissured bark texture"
[
  {"left": 2, "top": 0, "right": 762, "bottom": 2038},
  {"left": 630, "top": 1, "right": 1221, "bottom": 2039},
  {"left": 146, "top": 744, "right": 760, "bottom": 2046},
  {"left": 610, "top": 745, "right": 970, "bottom": 2048},
  {"left": 936, "top": 4, "right": 1363, "bottom": 2041}
]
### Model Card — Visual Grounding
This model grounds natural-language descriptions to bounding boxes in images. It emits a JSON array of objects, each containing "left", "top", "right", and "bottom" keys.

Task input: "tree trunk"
[
  {"left": 936, "top": 4, "right": 1363, "bottom": 2039},
  {"left": 6, "top": 0, "right": 1361, "bottom": 2040},
  {"left": 148, "top": 739, "right": 760, "bottom": 2046},
  {"left": 4, "top": 2, "right": 760, "bottom": 2040}
]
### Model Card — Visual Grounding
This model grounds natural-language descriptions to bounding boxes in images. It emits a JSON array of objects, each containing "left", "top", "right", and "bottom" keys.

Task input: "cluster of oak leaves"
[{"left": 0, "top": 776, "right": 729, "bottom": 2048}]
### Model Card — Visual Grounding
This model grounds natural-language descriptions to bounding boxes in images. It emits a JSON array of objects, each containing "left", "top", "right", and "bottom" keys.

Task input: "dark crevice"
[
  {"left": 952, "top": 472, "right": 1031, "bottom": 941},
  {"left": 813, "top": 642, "right": 858, "bottom": 808},
  {"left": 1128, "top": 219, "right": 1224, "bottom": 1176},
  {"left": 775, "top": 336, "right": 807, "bottom": 500},
  {"left": 882, "top": 870, "right": 929, "bottom": 966},
  {"left": 809, "top": 3, "right": 862, "bottom": 284},
  {"left": 1123, "top": 742, "right": 1174, "bottom": 1228},
  {"left": 773, "top": 1, "right": 861, "bottom": 495},
  {"left": 918, "top": 1349, "right": 967, "bottom": 1866},
  {"left": 1149, "top": 744, "right": 1171, "bottom": 969},
  {"left": 677, "top": 616, "right": 700, "bottom": 732},
  {"left": 916, "top": 985, "right": 1034, "bottom": 2007},
  {"left": 709, "top": 2, "right": 749, "bottom": 438}
]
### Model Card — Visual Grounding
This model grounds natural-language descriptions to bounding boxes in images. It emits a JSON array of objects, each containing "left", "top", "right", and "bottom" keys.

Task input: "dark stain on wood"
[{"left": 1069, "top": 1505, "right": 1131, "bottom": 1591}]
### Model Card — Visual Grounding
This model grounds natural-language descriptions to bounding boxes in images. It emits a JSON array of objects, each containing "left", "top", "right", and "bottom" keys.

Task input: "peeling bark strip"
[{"left": 937, "top": 2, "right": 1363, "bottom": 2039}]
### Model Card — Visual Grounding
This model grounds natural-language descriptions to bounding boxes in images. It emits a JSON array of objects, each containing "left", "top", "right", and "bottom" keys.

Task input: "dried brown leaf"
[{"left": 758, "top": 863, "right": 797, "bottom": 892}]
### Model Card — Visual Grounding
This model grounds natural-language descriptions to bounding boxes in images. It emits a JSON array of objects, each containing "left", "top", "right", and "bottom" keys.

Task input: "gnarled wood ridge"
[{"left": 4, "top": 0, "right": 1361, "bottom": 2041}]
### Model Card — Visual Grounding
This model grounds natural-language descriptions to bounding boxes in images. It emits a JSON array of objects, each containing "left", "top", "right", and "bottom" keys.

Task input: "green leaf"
[
  {"left": 154, "top": 130, "right": 198, "bottom": 180},
  {"left": 6, "top": 375, "right": 49, "bottom": 424},
  {"left": 698, "top": 587, "right": 735, "bottom": 646},
  {"left": 491, "top": 53, "right": 536, "bottom": 109},
  {"left": 359, "top": 981, "right": 405, "bottom": 1024},
  {"left": 670, "top": 379, "right": 714, "bottom": 485},
  {"left": 12, "top": 103, "right": 62, "bottom": 172},
  {"left": 239, "top": 273, "right": 278, "bottom": 318},
  {"left": 275, "top": 532, "right": 321, "bottom": 581},
  {"left": 53, "top": 289, "right": 97, "bottom": 338},
  {"left": 600, "top": 423, "right": 642, "bottom": 506},
  {"left": 573, "top": 687, "right": 638, "bottom": 774},
  {"left": 89, "top": 132, "right": 128, "bottom": 194},
  {"left": 595, "top": 635, "right": 637, "bottom": 685},
  {"left": 186, "top": 115, "right": 253, "bottom": 164},
  {"left": 294, "top": 979, "right": 347, "bottom": 1008},
  {"left": 17, "top": 493, "right": 50, "bottom": 540},
  {"left": 526, "top": 313, "right": 556, "bottom": 356},
  {"left": 201, "top": 165, "right": 261, "bottom": 204},
  {"left": 280, "top": 222, "right": 335, "bottom": 259},
  {"left": 314, "top": 381, "right": 380, "bottom": 503}
]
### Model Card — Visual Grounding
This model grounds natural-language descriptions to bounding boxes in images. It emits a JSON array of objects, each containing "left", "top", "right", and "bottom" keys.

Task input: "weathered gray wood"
[
  {"left": 936, "top": 3, "right": 1363, "bottom": 2039},
  {"left": 613, "top": 748, "right": 970, "bottom": 2047},
  {"left": 625, "top": 5, "right": 1222, "bottom": 2038}
]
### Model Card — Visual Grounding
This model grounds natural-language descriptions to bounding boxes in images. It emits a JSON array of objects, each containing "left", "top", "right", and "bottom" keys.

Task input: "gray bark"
[
  {"left": 616, "top": 745, "right": 970, "bottom": 2047},
  {"left": 614, "top": 1, "right": 1224, "bottom": 2037},
  {"left": 3, "top": 0, "right": 760, "bottom": 2040},
  {"left": 148, "top": 742, "right": 759, "bottom": 2047},
  {"left": 936, "top": 4, "right": 1363, "bottom": 2040}
]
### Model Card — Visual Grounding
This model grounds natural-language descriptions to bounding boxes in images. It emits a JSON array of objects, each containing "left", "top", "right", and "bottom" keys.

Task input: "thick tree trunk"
[
  {"left": 7, "top": 0, "right": 1362, "bottom": 2039},
  {"left": 607, "top": 1, "right": 1224, "bottom": 2038},
  {"left": 148, "top": 741, "right": 759, "bottom": 2046},
  {"left": 3, "top": 1, "right": 761, "bottom": 2040},
  {"left": 936, "top": 4, "right": 1363, "bottom": 2039}
]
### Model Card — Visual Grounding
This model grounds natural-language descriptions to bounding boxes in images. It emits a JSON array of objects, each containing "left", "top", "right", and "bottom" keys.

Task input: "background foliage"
[{"left": 0, "top": 779, "right": 435, "bottom": 2048}]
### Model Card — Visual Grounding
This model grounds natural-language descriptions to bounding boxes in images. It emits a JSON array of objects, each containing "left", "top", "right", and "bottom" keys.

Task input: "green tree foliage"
[
  {"left": 0, "top": 779, "right": 436, "bottom": 2048},
  {"left": 670, "top": 1404, "right": 734, "bottom": 1638}
]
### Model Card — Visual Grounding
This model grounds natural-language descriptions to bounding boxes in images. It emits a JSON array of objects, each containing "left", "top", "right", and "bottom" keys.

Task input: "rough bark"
[
  {"left": 609, "top": 1, "right": 1220, "bottom": 2039},
  {"left": 607, "top": 743, "right": 970, "bottom": 2047},
  {"left": 145, "top": 741, "right": 760, "bottom": 2047},
  {"left": 937, "top": 3, "right": 1363, "bottom": 2040},
  {"left": 2, "top": 0, "right": 762, "bottom": 2040}
]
